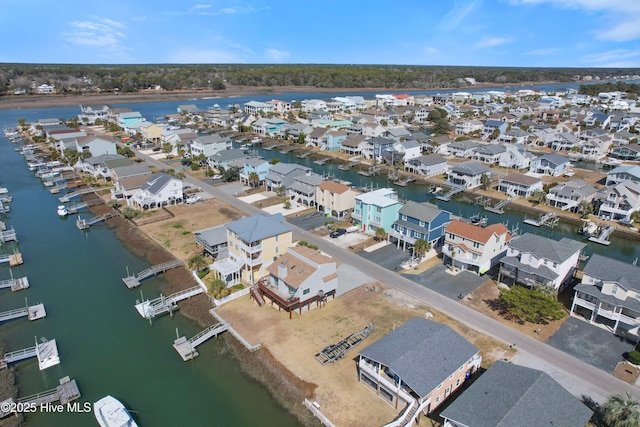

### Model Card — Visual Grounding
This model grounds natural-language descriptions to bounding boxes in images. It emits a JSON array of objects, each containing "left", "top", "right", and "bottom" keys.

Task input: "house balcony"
[
  {"left": 352, "top": 211, "right": 362, "bottom": 220},
  {"left": 389, "top": 229, "right": 416, "bottom": 245},
  {"left": 240, "top": 241, "right": 262, "bottom": 254},
  {"left": 257, "top": 278, "right": 299, "bottom": 310},
  {"left": 359, "top": 359, "right": 415, "bottom": 404},
  {"left": 572, "top": 296, "right": 596, "bottom": 312},
  {"left": 244, "top": 255, "right": 263, "bottom": 267}
]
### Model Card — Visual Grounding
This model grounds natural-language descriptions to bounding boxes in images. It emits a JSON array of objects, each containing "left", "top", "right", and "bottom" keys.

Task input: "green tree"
[
  {"left": 207, "top": 277, "right": 230, "bottom": 299},
  {"left": 162, "top": 142, "right": 173, "bottom": 157},
  {"left": 274, "top": 185, "right": 286, "bottom": 197},
  {"left": 374, "top": 227, "right": 388, "bottom": 242},
  {"left": 117, "top": 145, "right": 135, "bottom": 158},
  {"left": 499, "top": 285, "right": 566, "bottom": 324},
  {"left": 529, "top": 190, "right": 547, "bottom": 205},
  {"left": 432, "top": 119, "right": 451, "bottom": 135},
  {"left": 248, "top": 171, "right": 260, "bottom": 188},
  {"left": 578, "top": 200, "right": 593, "bottom": 218},
  {"left": 480, "top": 173, "right": 491, "bottom": 190},
  {"left": 188, "top": 254, "right": 208, "bottom": 271},
  {"left": 283, "top": 200, "right": 291, "bottom": 209},
  {"left": 297, "top": 132, "right": 306, "bottom": 145},
  {"left": 121, "top": 207, "right": 140, "bottom": 219},
  {"left": 222, "top": 166, "right": 240, "bottom": 182},
  {"left": 602, "top": 393, "right": 640, "bottom": 427},
  {"left": 412, "top": 239, "right": 431, "bottom": 261}
]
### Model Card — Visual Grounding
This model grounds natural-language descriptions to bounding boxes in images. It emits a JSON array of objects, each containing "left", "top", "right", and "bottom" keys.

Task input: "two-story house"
[
  {"left": 390, "top": 201, "right": 451, "bottom": 251},
  {"left": 605, "top": 165, "right": 640, "bottom": 186},
  {"left": 315, "top": 180, "right": 359, "bottom": 220},
  {"left": 448, "top": 140, "right": 480, "bottom": 158},
  {"left": 497, "top": 174, "right": 543, "bottom": 198},
  {"left": 74, "top": 135, "right": 117, "bottom": 158},
  {"left": 446, "top": 161, "right": 491, "bottom": 189},
  {"left": 189, "top": 134, "right": 232, "bottom": 158},
  {"left": 240, "top": 158, "right": 271, "bottom": 187},
  {"left": 499, "top": 233, "right": 586, "bottom": 292},
  {"left": 213, "top": 213, "right": 293, "bottom": 286},
  {"left": 352, "top": 188, "right": 403, "bottom": 234},
  {"left": 289, "top": 172, "right": 326, "bottom": 208},
  {"left": 404, "top": 154, "right": 448, "bottom": 177},
  {"left": 595, "top": 181, "right": 640, "bottom": 222},
  {"left": 611, "top": 143, "right": 640, "bottom": 160},
  {"left": 571, "top": 254, "right": 640, "bottom": 341},
  {"left": 264, "top": 163, "right": 311, "bottom": 194},
  {"left": 255, "top": 246, "right": 338, "bottom": 318},
  {"left": 471, "top": 144, "right": 507, "bottom": 165},
  {"left": 363, "top": 137, "right": 395, "bottom": 162},
  {"left": 129, "top": 172, "right": 184, "bottom": 210},
  {"left": 443, "top": 220, "right": 511, "bottom": 274},
  {"left": 529, "top": 153, "right": 571, "bottom": 176},
  {"left": 358, "top": 317, "right": 481, "bottom": 421},
  {"left": 546, "top": 179, "right": 597, "bottom": 212}
]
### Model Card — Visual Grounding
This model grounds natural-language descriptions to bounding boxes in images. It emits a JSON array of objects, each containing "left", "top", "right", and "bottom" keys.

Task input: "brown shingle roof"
[
  {"left": 446, "top": 219, "right": 511, "bottom": 244},
  {"left": 317, "top": 180, "right": 351, "bottom": 194}
]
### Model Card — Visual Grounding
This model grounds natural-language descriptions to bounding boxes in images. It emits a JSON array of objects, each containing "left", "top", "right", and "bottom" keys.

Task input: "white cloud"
[
  {"left": 424, "top": 46, "right": 440, "bottom": 55},
  {"left": 582, "top": 48, "right": 640, "bottom": 67},
  {"left": 511, "top": 0, "right": 640, "bottom": 41},
  {"left": 525, "top": 47, "right": 561, "bottom": 55},
  {"left": 265, "top": 48, "right": 290, "bottom": 62},
  {"left": 167, "top": 48, "right": 248, "bottom": 63},
  {"left": 63, "top": 18, "right": 126, "bottom": 51},
  {"left": 474, "top": 37, "right": 510, "bottom": 48},
  {"left": 438, "top": 0, "right": 483, "bottom": 31}
]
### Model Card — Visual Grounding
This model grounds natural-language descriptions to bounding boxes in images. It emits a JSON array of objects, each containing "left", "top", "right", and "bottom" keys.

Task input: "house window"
[
  {"left": 613, "top": 285, "right": 618, "bottom": 294},
  {"left": 437, "top": 383, "right": 442, "bottom": 389},
  {"left": 435, "top": 396, "right": 440, "bottom": 404},
  {"left": 456, "top": 378, "right": 461, "bottom": 386},
  {"left": 473, "top": 242, "right": 480, "bottom": 248},
  {"left": 553, "top": 262, "right": 557, "bottom": 268},
  {"left": 303, "top": 288, "right": 310, "bottom": 295},
  {"left": 275, "top": 247, "right": 279, "bottom": 254},
  {"left": 275, "top": 235, "right": 279, "bottom": 242},
  {"left": 419, "top": 221, "right": 425, "bottom": 227},
  {"left": 401, "top": 215, "right": 407, "bottom": 221},
  {"left": 376, "top": 207, "right": 382, "bottom": 213},
  {"left": 472, "top": 253, "right": 478, "bottom": 260}
]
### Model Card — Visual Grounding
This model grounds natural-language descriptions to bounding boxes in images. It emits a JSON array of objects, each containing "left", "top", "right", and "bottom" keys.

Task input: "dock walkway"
[
  {"left": 122, "top": 259, "right": 184, "bottom": 288},
  {"left": 0, "top": 377, "right": 80, "bottom": 419},
  {"left": 0, "top": 227, "right": 17, "bottom": 243},
  {"left": 589, "top": 225, "right": 614, "bottom": 246},
  {"left": 523, "top": 211, "right": 558, "bottom": 227},
  {"left": 0, "top": 303, "right": 46, "bottom": 323},
  {"left": 76, "top": 211, "right": 119, "bottom": 230},
  {"left": 58, "top": 187, "right": 95, "bottom": 202},
  {"left": 0, "top": 253, "right": 22, "bottom": 266},
  {"left": 0, "top": 338, "right": 60, "bottom": 371},
  {"left": 135, "top": 285, "right": 204, "bottom": 319},
  {"left": 173, "top": 322, "right": 230, "bottom": 361},
  {"left": 436, "top": 186, "right": 464, "bottom": 202},
  {"left": 0, "top": 276, "right": 29, "bottom": 291}
]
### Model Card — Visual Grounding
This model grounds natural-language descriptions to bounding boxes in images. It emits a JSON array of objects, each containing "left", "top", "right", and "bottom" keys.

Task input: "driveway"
[
  {"left": 547, "top": 316, "right": 635, "bottom": 373},
  {"left": 404, "top": 264, "right": 489, "bottom": 300},
  {"left": 288, "top": 212, "right": 330, "bottom": 231},
  {"left": 357, "top": 243, "right": 411, "bottom": 271}
]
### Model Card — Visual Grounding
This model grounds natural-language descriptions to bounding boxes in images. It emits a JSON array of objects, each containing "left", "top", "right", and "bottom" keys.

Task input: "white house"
[
  {"left": 497, "top": 174, "right": 543, "bottom": 198},
  {"left": 546, "top": 180, "right": 597, "bottom": 212},
  {"left": 442, "top": 220, "right": 511, "bottom": 274},
  {"left": 595, "top": 181, "right": 640, "bottom": 222},
  {"left": 189, "top": 134, "right": 232, "bottom": 158},
  {"left": 405, "top": 154, "right": 448, "bottom": 177},
  {"left": 446, "top": 161, "right": 491, "bottom": 189},
  {"left": 74, "top": 135, "right": 117, "bottom": 158},
  {"left": 129, "top": 172, "right": 184, "bottom": 210},
  {"left": 529, "top": 153, "right": 571, "bottom": 176}
]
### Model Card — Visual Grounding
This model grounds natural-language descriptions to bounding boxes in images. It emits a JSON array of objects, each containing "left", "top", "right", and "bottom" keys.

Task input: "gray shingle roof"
[
  {"left": 583, "top": 253, "right": 640, "bottom": 292},
  {"left": 141, "top": 172, "right": 175, "bottom": 195},
  {"left": 451, "top": 161, "right": 491, "bottom": 176},
  {"left": 226, "top": 213, "right": 292, "bottom": 244},
  {"left": 398, "top": 201, "right": 446, "bottom": 223},
  {"left": 508, "top": 233, "right": 585, "bottom": 263},
  {"left": 358, "top": 317, "right": 478, "bottom": 398},
  {"left": 440, "top": 361, "right": 593, "bottom": 427}
]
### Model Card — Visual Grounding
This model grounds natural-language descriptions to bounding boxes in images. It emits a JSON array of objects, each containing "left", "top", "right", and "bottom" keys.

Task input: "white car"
[{"left": 185, "top": 195, "right": 202, "bottom": 205}]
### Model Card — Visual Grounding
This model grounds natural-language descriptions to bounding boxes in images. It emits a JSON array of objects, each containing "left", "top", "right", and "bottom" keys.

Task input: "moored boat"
[
  {"left": 94, "top": 395, "right": 138, "bottom": 427},
  {"left": 57, "top": 205, "right": 68, "bottom": 216}
]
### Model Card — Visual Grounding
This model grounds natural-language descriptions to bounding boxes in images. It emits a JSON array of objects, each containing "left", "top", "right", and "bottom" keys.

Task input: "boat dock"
[
  {"left": 484, "top": 197, "right": 515, "bottom": 215},
  {"left": 67, "top": 197, "right": 105, "bottom": 214},
  {"left": 0, "top": 253, "right": 23, "bottom": 266},
  {"left": 122, "top": 259, "right": 184, "bottom": 289},
  {"left": 0, "top": 276, "right": 29, "bottom": 291},
  {"left": 135, "top": 285, "right": 204, "bottom": 319},
  {"left": 358, "top": 166, "right": 381, "bottom": 176},
  {"left": 263, "top": 143, "right": 285, "bottom": 151},
  {"left": 0, "top": 338, "right": 60, "bottom": 371},
  {"left": 436, "top": 186, "right": 464, "bottom": 202},
  {"left": 523, "top": 211, "right": 559, "bottom": 227},
  {"left": 279, "top": 146, "right": 297, "bottom": 154},
  {"left": 338, "top": 161, "right": 357, "bottom": 170},
  {"left": 58, "top": 187, "right": 95, "bottom": 203},
  {"left": 589, "top": 225, "right": 614, "bottom": 246},
  {"left": 0, "top": 201, "right": 10, "bottom": 214},
  {"left": 313, "top": 157, "right": 330, "bottom": 165},
  {"left": 76, "top": 211, "right": 119, "bottom": 230},
  {"left": 394, "top": 176, "right": 417, "bottom": 187},
  {"left": 297, "top": 151, "right": 311, "bottom": 159},
  {"left": 0, "top": 377, "right": 80, "bottom": 419},
  {"left": 173, "top": 321, "right": 230, "bottom": 361},
  {"left": 0, "top": 227, "right": 17, "bottom": 243},
  {"left": 315, "top": 322, "right": 374, "bottom": 365},
  {"left": 0, "top": 303, "right": 46, "bottom": 323}
]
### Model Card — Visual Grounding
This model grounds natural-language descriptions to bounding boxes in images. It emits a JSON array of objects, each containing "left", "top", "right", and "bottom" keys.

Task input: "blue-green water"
[{"left": 0, "top": 112, "right": 301, "bottom": 426}]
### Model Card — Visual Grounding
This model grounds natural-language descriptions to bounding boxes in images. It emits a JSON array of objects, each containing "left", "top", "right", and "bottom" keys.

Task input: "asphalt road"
[{"left": 138, "top": 149, "right": 640, "bottom": 404}]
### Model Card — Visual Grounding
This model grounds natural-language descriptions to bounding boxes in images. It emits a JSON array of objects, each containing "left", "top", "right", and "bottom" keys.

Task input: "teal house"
[
  {"left": 352, "top": 188, "right": 403, "bottom": 234},
  {"left": 326, "top": 130, "right": 348, "bottom": 151}
]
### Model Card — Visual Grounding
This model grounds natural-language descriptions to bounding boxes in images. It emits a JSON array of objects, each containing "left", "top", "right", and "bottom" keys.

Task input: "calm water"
[
  {"left": 1, "top": 85, "right": 639, "bottom": 425},
  {"left": 0, "top": 109, "right": 301, "bottom": 426}
]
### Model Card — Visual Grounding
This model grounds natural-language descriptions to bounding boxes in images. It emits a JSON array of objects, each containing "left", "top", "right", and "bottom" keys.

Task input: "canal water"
[
  {"left": 0, "top": 108, "right": 301, "bottom": 426},
  {"left": 1, "top": 86, "right": 639, "bottom": 425}
]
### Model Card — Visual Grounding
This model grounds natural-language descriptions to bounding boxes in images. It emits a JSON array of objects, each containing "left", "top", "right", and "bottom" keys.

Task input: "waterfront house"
[
  {"left": 207, "top": 148, "right": 252, "bottom": 170},
  {"left": 74, "top": 135, "right": 117, "bottom": 158},
  {"left": 340, "top": 134, "right": 366, "bottom": 156},
  {"left": 243, "top": 101, "right": 275, "bottom": 115},
  {"left": 471, "top": 144, "right": 507, "bottom": 165},
  {"left": 404, "top": 154, "right": 448, "bottom": 177},
  {"left": 266, "top": 99, "right": 291, "bottom": 113},
  {"left": 194, "top": 225, "right": 229, "bottom": 259},
  {"left": 189, "top": 134, "right": 232, "bottom": 158},
  {"left": 78, "top": 105, "right": 110, "bottom": 124},
  {"left": 390, "top": 201, "right": 451, "bottom": 251},
  {"left": 440, "top": 361, "right": 593, "bottom": 427},
  {"left": 482, "top": 120, "right": 508, "bottom": 140},
  {"left": 611, "top": 143, "right": 640, "bottom": 160},
  {"left": 529, "top": 153, "right": 571, "bottom": 176},
  {"left": 78, "top": 153, "right": 129, "bottom": 180},
  {"left": 256, "top": 246, "right": 338, "bottom": 318},
  {"left": 606, "top": 165, "right": 640, "bottom": 186},
  {"left": 289, "top": 172, "right": 325, "bottom": 208},
  {"left": 442, "top": 220, "right": 511, "bottom": 274},
  {"left": 325, "top": 130, "right": 348, "bottom": 151},
  {"left": 129, "top": 172, "right": 184, "bottom": 210},
  {"left": 213, "top": 213, "right": 293, "bottom": 285},
  {"left": 264, "top": 163, "right": 312, "bottom": 194},
  {"left": 595, "top": 181, "right": 640, "bottom": 222},
  {"left": 352, "top": 188, "right": 403, "bottom": 234},
  {"left": 363, "top": 137, "right": 395, "bottom": 163},
  {"left": 551, "top": 132, "right": 581, "bottom": 152},
  {"left": 240, "top": 158, "right": 271, "bottom": 187},
  {"left": 382, "top": 140, "right": 421, "bottom": 166},
  {"left": 448, "top": 140, "right": 480, "bottom": 158},
  {"left": 499, "top": 233, "right": 586, "bottom": 292},
  {"left": 308, "top": 127, "right": 329, "bottom": 147},
  {"left": 253, "top": 118, "right": 288, "bottom": 136},
  {"left": 315, "top": 180, "right": 359, "bottom": 220},
  {"left": 358, "top": 317, "right": 481, "bottom": 419},
  {"left": 110, "top": 163, "right": 153, "bottom": 201},
  {"left": 571, "top": 254, "right": 640, "bottom": 342},
  {"left": 446, "top": 161, "right": 491, "bottom": 189},
  {"left": 177, "top": 104, "right": 202, "bottom": 115},
  {"left": 117, "top": 111, "right": 144, "bottom": 128},
  {"left": 497, "top": 174, "right": 543, "bottom": 198},
  {"left": 498, "top": 144, "right": 534, "bottom": 169},
  {"left": 546, "top": 179, "right": 597, "bottom": 212}
]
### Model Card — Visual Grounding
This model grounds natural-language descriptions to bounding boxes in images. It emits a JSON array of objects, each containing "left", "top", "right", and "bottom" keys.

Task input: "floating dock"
[
  {"left": 0, "top": 338, "right": 60, "bottom": 370},
  {"left": 135, "top": 286, "right": 204, "bottom": 319},
  {"left": 589, "top": 225, "right": 614, "bottom": 246},
  {"left": 122, "top": 259, "right": 184, "bottom": 289},
  {"left": 58, "top": 187, "right": 95, "bottom": 203},
  {"left": 315, "top": 322, "right": 375, "bottom": 365},
  {"left": 0, "top": 303, "right": 46, "bottom": 323},
  {"left": 358, "top": 166, "right": 381, "bottom": 177},
  {"left": 0, "top": 227, "right": 17, "bottom": 243},
  {"left": 0, "top": 276, "right": 29, "bottom": 291},
  {"left": 523, "top": 211, "right": 558, "bottom": 227},
  {"left": 173, "top": 322, "right": 230, "bottom": 361},
  {"left": 76, "top": 211, "right": 119, "bottom": 230},
  {"left": 0, "top": 253, "right": 22, "bottom": 266},
  {"left": 0, "top": 377, "right": 80, "bottom": 419},
  {"left": 436, "top": 186, "right": 464, "bottom": 202}
]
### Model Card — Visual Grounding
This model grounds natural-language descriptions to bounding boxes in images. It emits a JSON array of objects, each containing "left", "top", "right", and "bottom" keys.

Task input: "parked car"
[{"left": 330, "top": 228, "right": 347, "bottom": 238}]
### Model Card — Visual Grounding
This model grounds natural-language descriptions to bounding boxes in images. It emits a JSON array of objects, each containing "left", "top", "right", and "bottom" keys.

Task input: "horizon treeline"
[{"left": 0, "top": 63, "right": 638, "bottom": 94}]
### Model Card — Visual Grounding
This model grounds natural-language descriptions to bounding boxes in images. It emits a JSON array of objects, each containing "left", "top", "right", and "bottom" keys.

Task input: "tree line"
[{"left": 0, "top": 63, "right": 637, "bottom": 94}]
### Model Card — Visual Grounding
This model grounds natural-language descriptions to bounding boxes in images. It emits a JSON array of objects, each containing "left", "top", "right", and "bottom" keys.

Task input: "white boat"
[
  {"left": 57, "top": 205, "right": 68, "bottom": 216},
  {"left": 94, "top": 395, "right": 138, "bottom": 427}
]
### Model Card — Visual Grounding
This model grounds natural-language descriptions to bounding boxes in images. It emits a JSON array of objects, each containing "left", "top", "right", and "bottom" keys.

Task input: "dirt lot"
[{"left": 217, "top": 283, "right": 510, "bottom": 427}]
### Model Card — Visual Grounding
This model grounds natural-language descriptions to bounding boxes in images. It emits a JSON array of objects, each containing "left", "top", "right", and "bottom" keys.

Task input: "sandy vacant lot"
[{"left": 217, "top": 283, "right": 510, "bottom": 427}]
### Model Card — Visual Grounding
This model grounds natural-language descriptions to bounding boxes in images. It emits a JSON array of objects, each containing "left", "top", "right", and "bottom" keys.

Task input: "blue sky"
[{"left": 2, "top": 0, "right": 640, "bottom": 67}]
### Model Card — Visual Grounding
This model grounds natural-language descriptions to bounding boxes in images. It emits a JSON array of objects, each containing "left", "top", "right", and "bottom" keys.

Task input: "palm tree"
[
  {"left": 578, "top": 200, "right": 593, "bottom": 218},
  {"left": 602, "top": 393, "right": 640, "bottom": 427},
  {"left": 248, "top": 172, "right": 260, "bottom": 188},
  {"left": 374, "top": 227, "right": 388, "bottom": 242},
  {"left": 412, "top": 239, "right": 431, "bottom": 261}
]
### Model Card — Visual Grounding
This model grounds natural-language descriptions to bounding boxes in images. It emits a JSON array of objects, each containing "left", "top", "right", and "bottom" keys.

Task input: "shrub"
[{"left": 628, "top": 350, "right": 640, "bottom": 365}]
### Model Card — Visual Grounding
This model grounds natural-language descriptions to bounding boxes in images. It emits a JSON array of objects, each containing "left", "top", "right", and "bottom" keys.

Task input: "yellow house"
[
  {"left": 213, "top": 214, "right": 293, "bottom": 285},
  {"left": 316, "top": 180, "right": 360, "bottom": 220},
  {"left": 140, "top": 122, "right": 165, "bottom": 144}
]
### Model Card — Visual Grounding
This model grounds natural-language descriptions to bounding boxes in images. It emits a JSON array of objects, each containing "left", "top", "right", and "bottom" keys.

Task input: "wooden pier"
[
  {"left": 589, "top": 225, "right": 614, "bottom": 246},
  {"left": 315, "top": 322, "right": 374, "bottom": 365},
  {"left": 0, "top": 276, "right": 29, "bottom": 292},
  {"left": 484, "top": 197, "right": 515, "bottom": 215},
  {"left": 58, "top": 187, "right": 95, "bottom": 203},
  {"left": 173, "top": 322, "right": 230, "bottom": 361},
  {"left": 76, "top": 211, "right": 119, "bottom": 230},
  {"left": 358, "top": 166, "right": 381, "bottom": 177},
  {"left": 0, "top": 227, "right": 17, "bottom": 243},
  {"left": 436, "top": 186, "right": 464, "bottom": 202},
  {"left": 0, "top": 377, "right": 80, "bottom": 419},
  {"left": 338, "top": 161, "right": 357, "bottom": 170},
  {"left": 0, "top": 338, "right": 60, "bottom": 371},
  {"left": 297, "top": 152, "right": 311, "bottom": 159},
  {"left": 394, "top": 176, "right": 417, "bottom": 187},
  {"left": 122, "top": 259, "right": 184, "bottom": 289},
  {"left": 0, "top": 303, "right": 46, "bottom": 323},
  {"left": 135, "top": 286, "right": 204, "bottom": 319},
  {"left": 313, "top": 157, "right": 330, "bottom": 165},
  {"left": 0, "top": 201, "right": 10, "bottom": 214},
  {"left": 67, "top": 197, "right": 105, "bottom": 214},
  {"left": 523, "top": 211, "right": 558, "bottom": 227},
  {"left": 0, "top": 253, "right": 22, "bottom": 266}
]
